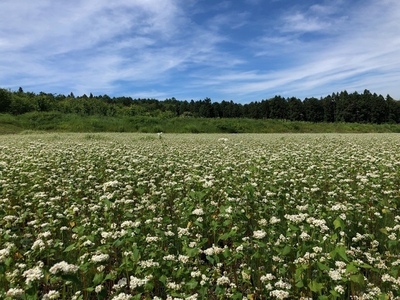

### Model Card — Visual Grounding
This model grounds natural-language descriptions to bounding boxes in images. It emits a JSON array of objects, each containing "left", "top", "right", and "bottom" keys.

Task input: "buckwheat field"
[{"left": 1, "top": 133, "right": 399, "bottom": 300}]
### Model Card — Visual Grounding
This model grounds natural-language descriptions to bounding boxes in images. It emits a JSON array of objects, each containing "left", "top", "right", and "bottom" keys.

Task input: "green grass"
[{"left": 1, "top": 112, "right": 400, "bottom": 134}]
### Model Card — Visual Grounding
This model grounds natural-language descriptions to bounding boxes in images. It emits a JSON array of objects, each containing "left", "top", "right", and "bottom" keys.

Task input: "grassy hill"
[{"left": 1, "top": 112, "right": 400, "bottom": 134}]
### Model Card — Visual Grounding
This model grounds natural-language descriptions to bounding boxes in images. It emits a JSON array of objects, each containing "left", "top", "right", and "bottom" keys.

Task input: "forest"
[{"left": 1, "top": 87, "right": 400, "bottom": 124}]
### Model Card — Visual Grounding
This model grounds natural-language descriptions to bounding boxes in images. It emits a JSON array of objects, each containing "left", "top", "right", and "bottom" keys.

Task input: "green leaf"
[
  {"left": 4, "top": 257, "right": 12, "bottom": 267},
  {"left": 388, "top": 240, "right": 398, "bottom": 248},
  {"left": 222, "top": 248, "right": 231, "bottom": 258},
  {"left": 79, "top": 262, "right": 90, "bottom": 272},
  {"left": 72, "top": 226, "right": 85, "bottom": 234},
  {"left": 309, "top": 280, "right": 324, "bottom": 292},
  {"left": 132, "top": 294, "right": 142, "bottom": 300},
  {"left": 346, "top": 262, "right": 359, "bottom": 274},
  {"left": 194, "top": 220, "right": 203, "bottom": 229},
  {"left": 159, "top": 275, "right": 167, "bottom": 285},
  {"left": 329, "top": 245, "right": 349, "bottom": 261},
  {"left": 223, "top": 219, "right": 232, "bottom": 227},
  {"left": 350, "top": 273, "right": 365, "bottom": 286},
  {"left": 104, "top": 273, "right": 115, "bottom": 281},
  {"left": 112, "top": 239, "right": 123, "bottom": 247},
  {"left": 379, "top": 228, "right": 388, "bottom": 235},
  {"left": 186, "top": 279, "right": 198, "bottom": 289},
  {"left": 232, "top": 292, "right": 243, "bottom": 300},
  {"left": 295, "top": 266, "right": 305, "bottom": 284},
  {"left": 329, "top": 249, "right": 337, "bottom": 259},
  {"left": 189, "top": 191, "right": 207, "bottom": 201},
  {"left": 281, "top": 245, "right": 291, "bottom": 256},
  {"left": 359, "top": 263, "right": 372, "bottom": 269},
  {"left": 330, "top": 233, "right": 338, "bottom": 241},
  {"left": 219, "top": 232, "right": 232, "bottom": 241},
  {"left": 63, "top": 243, "right": 76, "bottom": 252},
  {"left": 337, "top": 246, "right": 348, "bottom": 261},
  {"left": 184, "top": 246, "right": 199, "bottom": 257},
  {"left": 333, "top": 217, "right": 344, "bottom": 230},
  {"left": 330, "top": 290, "right": 339, "bottom": 297},
  {"left": 145, "top": 280, "right": 154, "bottom": 291},
  {"left": 93, "top": 273, "right": 104, "bottom": 285},
  {"left": 317, "top": 262, "right": 330, "bottom": 271},
  {"left": 132, "top": 247, "right": 140, "bottom": 261}
]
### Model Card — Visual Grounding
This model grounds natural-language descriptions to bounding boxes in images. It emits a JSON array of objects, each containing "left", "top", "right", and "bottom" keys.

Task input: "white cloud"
[
  {"left": 0, "top": 0, "right": 227, "bottom": 95},
  {"left": 207, "top": 11, "right": 250, "bottom": 31},
  {"left": 205, "top": 0, "right": 400, "bottom": 100},
  {"left": 282, "top": 12, "right": 331, "bottom": 33},
  {"left": 279, "top": 1, "right": 348, "bottom": 34},
  {"left": 0, "top": 0, "right": 399, "bottom": 101}
]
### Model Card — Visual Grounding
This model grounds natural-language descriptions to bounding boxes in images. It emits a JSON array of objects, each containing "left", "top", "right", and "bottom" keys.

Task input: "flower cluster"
[{"left": 49, "top": 261, "right": 79, "bottom": 274}]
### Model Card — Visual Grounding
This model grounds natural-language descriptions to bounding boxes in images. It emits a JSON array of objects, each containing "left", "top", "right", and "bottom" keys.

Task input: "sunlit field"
[{"left": 1, "top": 133, "right": 399, "bottom": 300}]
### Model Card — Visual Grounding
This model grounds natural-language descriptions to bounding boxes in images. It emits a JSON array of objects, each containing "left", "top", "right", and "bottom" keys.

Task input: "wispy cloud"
[
  {"left": 281, "top": 12, "right": 331, "bottom": 33},
  {"left": 202, "top": 0, "right": 400, "bottom": 100},
  {"left": 0, "top": 0, "right": 225, "bottom": 96}
]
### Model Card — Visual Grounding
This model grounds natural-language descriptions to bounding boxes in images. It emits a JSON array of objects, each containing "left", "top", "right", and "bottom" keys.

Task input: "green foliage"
[
  {"left": 0, "top": 88, "right": 12, "bottom": 112},
  {"left": 1, "top": 87, "right": 400, "bottom": 125}
]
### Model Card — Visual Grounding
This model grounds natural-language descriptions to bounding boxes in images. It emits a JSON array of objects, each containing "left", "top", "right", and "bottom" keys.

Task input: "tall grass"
[{"left": 1, "top": 112, "right": 400, "bottom": 134}]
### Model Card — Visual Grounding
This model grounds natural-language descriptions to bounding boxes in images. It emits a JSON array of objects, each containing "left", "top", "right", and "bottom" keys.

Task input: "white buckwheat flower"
[
  {"left": 260, "top": 273, "right": 276, "bottom": 282},
  {"left": 130, "top": 276, "right": 148, "bottom": 289},
  {"left": 31, "top": 239, "right": 46, "bottom": 251},
  {"left": 111, "top": 292, "right": 132, "bottom": 300},
  {"left": 0, "top": 247, "right": 10, "bottom": 263},
  {"left": 299, "top": 231, "right": 310, "bottom": 241},
  {"left": 216, "top": 275, "right": 230, "bottom": 285},
  {"left": 23, "top": 266, "right": 44, "bottom": 285},
  {"left": 103, "top": 180, "right": 119, "bottom": 191},
  {"left": 270, "top": 216, "right": 281, "bottom": 224},
  {"left": 253, "top": 230, "right": 267, "bottom": 239},
  {"left": 95, "top": 285, "right": 103, "bottom": 293},
  {"left": 334, "top": 285, "right": 345, "bottom": 294},
  {"left": 328, "top": 269, "right": 342, "bottom": 281},
  {"left": 192, "top": 208, "right": 204, "bottom": 216},
  {"left": 91, "top": 253, "right": 109, "bottom": 263},
  {"left": 42, "top": 290, "right": 60, "bottom": 300},
  {"left": 269, "top": 289, "right": 290, "bottom": 299},
  {"left": 50, "top": 261, "right": 79, "bottom": 274},
  {"left": 6, "top": 288, "right": 24, "bottom": 297},
  {"left": 113, "top": 277, "right": 128, "bottom": 290},
  {"left": 258, "top": 218, "right": 268, "bottom": 226},
  {"left": 145, "top": 236, "right": 159, "bottom": 243}
]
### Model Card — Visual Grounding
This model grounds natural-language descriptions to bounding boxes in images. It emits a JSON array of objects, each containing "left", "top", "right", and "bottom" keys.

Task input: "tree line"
[{"left": 1, "top": 87, "right": 400, "bottom": 124}]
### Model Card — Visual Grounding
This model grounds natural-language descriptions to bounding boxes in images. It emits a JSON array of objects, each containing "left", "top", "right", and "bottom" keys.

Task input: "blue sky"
[{"left": 1, "top": 0, "right": 399, "bottom": 103}]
